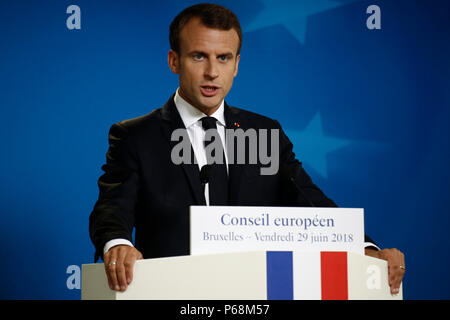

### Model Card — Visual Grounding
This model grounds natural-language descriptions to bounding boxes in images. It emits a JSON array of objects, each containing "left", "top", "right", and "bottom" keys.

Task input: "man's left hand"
[{"left": 365, "top": 247, "right": 405, "bottom": 295}]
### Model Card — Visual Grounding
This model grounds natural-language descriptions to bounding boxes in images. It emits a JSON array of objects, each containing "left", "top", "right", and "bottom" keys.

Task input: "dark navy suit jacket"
[{"left": 89, "top": 94, "right": 376, "bottom": 261}]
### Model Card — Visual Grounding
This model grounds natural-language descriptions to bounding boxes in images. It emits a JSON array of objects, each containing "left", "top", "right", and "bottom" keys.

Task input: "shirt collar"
[{"left": 174, "top": 88, "right": 226, "bottom": 128}]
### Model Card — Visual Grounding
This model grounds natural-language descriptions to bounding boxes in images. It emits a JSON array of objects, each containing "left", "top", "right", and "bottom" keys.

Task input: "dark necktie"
[{"left": 200, "top": 116, "right": 228, "bottom": 205}]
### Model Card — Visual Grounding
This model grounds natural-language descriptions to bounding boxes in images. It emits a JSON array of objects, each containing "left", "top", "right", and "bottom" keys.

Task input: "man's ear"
[
  {"left": 233, "top": 54, "right": 240, "bottom": 77},
  {"left": 168, "top": 50, "right": 180, "bottom": 74}
]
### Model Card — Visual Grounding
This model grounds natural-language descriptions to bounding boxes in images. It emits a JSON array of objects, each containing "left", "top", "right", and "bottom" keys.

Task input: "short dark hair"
[{"left": 169, "top": 3, "right": 242, "bottom": 55}]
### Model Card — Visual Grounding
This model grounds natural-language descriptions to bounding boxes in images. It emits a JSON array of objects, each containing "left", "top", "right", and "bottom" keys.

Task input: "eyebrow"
[{"left": 188, "top": 50, "right": 235, "bottom": 58}]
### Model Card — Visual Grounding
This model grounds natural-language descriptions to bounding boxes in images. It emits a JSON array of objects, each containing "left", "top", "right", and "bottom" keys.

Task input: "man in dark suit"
[{"left": 89, "top": 3, "right": 405, "bottom": 294}]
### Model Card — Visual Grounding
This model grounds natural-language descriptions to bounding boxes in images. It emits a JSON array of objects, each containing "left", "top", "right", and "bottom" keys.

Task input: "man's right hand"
[{"left": 103, "top": 245, "right": 143, "bottom": 291}]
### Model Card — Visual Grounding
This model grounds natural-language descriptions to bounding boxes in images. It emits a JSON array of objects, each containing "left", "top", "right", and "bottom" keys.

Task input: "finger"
[
  {"left": 390, "top": 270, "right": 401, "bottom": 294},
  {"left": 393, "top": 263, "right": 406, "bottom": 292},
  {"left": 103, "top": 251, "right": 112, "bottom": 289},
  {"left": 388, "top": 264, "right": 396, "bottom": 286},
  {"left": 391, "top": 271, "right": 404, "bottom": 294},
  {"left": 116, "top": 247, "right": 128, "bottom": 291},
  {"left": 124, "top": 253, "right": 138, "bottom": 285},
  {"left": 388, "top": 250, "right": 405, "bottom": 294},
  {"left": 105, "top": 249, "right": 120, "bottom": 291},
  {"left": 387, "top": 267, "right": 398, "bottom": 294},
  {"left": 385, "top": 255, "right": 396, "bottom": 286}
]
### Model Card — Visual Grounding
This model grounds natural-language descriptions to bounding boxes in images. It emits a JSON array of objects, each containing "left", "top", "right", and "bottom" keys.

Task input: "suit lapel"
[
  {"left": 160, "top": 95, "right": 204, "bottom": 205},
  {"left": 224, "top": 103, "right": 246, "bottom": 205}
]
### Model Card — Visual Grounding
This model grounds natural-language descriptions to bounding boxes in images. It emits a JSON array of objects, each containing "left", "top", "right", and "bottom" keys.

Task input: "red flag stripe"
[{"left": 320, "top": 252, "right": 348, "bottom": 300}]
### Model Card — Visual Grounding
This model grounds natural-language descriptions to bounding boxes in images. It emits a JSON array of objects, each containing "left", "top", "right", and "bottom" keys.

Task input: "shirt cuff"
[
  {"left": 364, "top": 242, "right": 381, "bottom": 251},
  {"left": 103, "top": 238, "right": 134, "bottom": 255}
]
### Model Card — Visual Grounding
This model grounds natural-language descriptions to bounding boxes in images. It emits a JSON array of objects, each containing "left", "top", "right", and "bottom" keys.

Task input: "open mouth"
[{"left": 200, "top": 85, "right": 219, "bottom": 97}]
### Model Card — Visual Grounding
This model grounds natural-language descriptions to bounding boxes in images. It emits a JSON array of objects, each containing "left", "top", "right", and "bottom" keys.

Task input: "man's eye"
[
  {"left": 194, "top": 54, "right": 204, "bottom": 60},
  {"left": 219, "top": 56, "right": 228, "bottom": 62}
]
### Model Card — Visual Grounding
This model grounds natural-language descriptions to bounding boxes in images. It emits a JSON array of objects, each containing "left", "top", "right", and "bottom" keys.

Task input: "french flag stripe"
[
  {"left": 266, "top": 251, "right": 293, "bottom": 300},
  {"left": 320, "top": 251, "right": 348, "bottom": 300},
  {"left": 292, "top": 251, "right": 322, "bottom": 300}
]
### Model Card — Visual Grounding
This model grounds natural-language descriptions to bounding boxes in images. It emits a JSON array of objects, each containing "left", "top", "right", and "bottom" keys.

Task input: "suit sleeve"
[
  {"left": 89, "top": 123, "right": 140, "bottom": 262},
  {"left": 276, "top": 120, "right": 378, "bottom": 247}
]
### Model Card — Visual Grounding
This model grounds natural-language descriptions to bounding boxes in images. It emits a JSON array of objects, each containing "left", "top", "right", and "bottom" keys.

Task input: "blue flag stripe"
[{"left": 266, "top": 251, "right": 293, "bottom": 300}]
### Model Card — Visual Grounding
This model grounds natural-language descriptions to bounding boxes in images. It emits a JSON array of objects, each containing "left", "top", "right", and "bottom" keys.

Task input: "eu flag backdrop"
[{"left": 0, "top": 0, "right": 449, "bottom": 299}]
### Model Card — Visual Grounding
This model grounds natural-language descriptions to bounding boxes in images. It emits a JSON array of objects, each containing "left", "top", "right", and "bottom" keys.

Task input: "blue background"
[{"left": 0, "top": 0, "right": 449, "bottom": 299}]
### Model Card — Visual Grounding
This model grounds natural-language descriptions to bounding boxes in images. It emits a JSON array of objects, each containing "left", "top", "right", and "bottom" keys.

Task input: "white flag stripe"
[{"left": 293, "top": 251, "right": 321, "bottom": 300}]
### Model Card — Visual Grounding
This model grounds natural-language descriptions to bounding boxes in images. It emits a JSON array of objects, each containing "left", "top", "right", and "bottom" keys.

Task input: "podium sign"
[{"left": 190, "top": 206, "right": 364, "bottom": 255}]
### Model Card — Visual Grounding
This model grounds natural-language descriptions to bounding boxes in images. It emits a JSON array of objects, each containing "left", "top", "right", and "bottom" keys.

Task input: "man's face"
[{"left": 168, "top": 17, "right": 240, "bottom": 115}]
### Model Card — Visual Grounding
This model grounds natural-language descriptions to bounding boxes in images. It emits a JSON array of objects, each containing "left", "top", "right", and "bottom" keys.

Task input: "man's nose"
[{"left": 204, "top": 60, "right": 219, "bottom": 79}]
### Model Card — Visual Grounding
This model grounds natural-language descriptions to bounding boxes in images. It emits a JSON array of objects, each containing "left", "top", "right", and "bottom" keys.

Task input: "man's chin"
[{"left": 197, "top": 98, "right": 222, "bottom": 115}]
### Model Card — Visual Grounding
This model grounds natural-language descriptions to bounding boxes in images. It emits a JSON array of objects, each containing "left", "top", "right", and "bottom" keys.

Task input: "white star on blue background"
[
  {"left": 285, "top": 112, "right": 352, "bottom": 178},
  {"left": 244, "top": 0, "right": 358, "bottom": 43},
  {"left": 244, "top": 0, "right": 363, "bottom": 178}
]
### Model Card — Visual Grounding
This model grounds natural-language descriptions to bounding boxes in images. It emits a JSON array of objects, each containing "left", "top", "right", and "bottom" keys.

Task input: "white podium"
[{"left": 81, "top": 251, "right": 402, "bottom": 300}]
